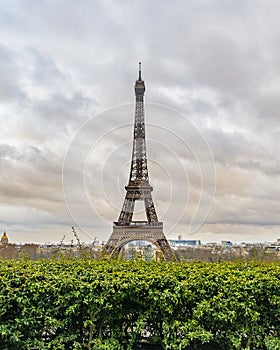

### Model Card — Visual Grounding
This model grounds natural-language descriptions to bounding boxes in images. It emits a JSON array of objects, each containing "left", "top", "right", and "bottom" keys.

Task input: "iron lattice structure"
[{"left": 105, "top": 63, "right": 174, "bottom": 260}]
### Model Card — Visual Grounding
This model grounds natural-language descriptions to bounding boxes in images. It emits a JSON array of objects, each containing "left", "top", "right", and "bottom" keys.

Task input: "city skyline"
[{"left": 0, "top": 1, "right": 279, "bottom": 244}]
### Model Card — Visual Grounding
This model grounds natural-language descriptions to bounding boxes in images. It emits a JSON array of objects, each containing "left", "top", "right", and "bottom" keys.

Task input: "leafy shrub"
[{"left": 0, "top": 259, "right": 279, "bottom": 349}]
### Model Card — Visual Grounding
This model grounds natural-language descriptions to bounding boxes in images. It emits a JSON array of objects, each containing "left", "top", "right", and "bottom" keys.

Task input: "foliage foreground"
[{"left": 0, "top": 259, "right": 280, "bottom": 350}]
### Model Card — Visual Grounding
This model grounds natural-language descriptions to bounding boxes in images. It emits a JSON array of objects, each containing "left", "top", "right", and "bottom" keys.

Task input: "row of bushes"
[{"left": 0, "top": 259, "right": 280, "bottom": 349}]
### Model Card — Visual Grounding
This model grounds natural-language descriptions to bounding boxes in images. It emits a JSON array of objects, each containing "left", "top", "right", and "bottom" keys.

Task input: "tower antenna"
[{"left": 139, "top": 62, "right": 142, "bottom": 80}]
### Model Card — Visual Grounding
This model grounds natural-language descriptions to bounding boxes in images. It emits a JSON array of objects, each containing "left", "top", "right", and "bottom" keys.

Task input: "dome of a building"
[{"left": 1, "top": 230, "right": 9, "bottom": 245}]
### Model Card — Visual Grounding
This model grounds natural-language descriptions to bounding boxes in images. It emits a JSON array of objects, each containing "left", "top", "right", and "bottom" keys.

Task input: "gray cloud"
[{"left": 0, "top": 0, "right": 279, "bottom": 243}]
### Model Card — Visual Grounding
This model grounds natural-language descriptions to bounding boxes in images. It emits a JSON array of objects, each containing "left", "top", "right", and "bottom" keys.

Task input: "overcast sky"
[{"left": 0, "top": 0, "right": 279, "bottom": 244}]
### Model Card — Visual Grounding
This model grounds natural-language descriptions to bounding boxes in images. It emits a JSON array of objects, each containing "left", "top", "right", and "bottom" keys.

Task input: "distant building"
[
  {"left": 221, "top": 240, "right": 233, "bottom": 247},
  {"left": 1, "top": 230, "right": 9, "bottom": 246},
  {"left": 20, "top": 244, "right": 39, "bottom": 258},
  {"left": 169, "top": 239, "right": 201, "bottom": 247}
]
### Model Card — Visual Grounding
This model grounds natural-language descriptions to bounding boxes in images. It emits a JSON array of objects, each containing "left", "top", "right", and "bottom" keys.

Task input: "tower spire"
[{"left": 138, "top": 62, "right": 142, "bottom": 80}]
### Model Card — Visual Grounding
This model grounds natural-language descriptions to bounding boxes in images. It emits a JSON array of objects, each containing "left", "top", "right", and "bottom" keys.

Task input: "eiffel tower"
[{"left": 105, "top": 63, "right": 174, "bottom": 260}]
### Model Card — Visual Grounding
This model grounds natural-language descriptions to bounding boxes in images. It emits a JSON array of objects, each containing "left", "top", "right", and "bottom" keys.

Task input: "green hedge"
[{"left": 0, "top": 259, "right": 280, "bottom": 349}]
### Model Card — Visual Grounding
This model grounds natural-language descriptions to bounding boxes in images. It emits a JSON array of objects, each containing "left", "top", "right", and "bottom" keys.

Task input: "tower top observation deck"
[{"left": 135, "top": 62, "right": 145, "bottom": 96}]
